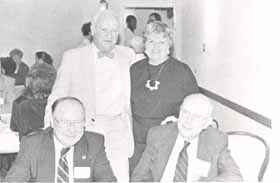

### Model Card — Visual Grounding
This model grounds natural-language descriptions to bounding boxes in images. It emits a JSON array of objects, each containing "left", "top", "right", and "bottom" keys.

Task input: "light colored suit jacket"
[
  {"left": 44, "top": 43, "right": 135, "bottom": 157},
  {"left": 4, "top": 127, "right": 116, "bottom": 182},
  {"left": 131, "top": 123, "right": 243, "bottom": 182}
]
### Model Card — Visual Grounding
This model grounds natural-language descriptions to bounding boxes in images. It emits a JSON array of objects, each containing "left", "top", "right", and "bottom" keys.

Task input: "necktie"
[
  {"left": 97, "top": 51, "right": 114, "bottom": 59},
  {"left": 57, "top": 147, "right": 70, "bottom": 183},
  {"left": 173, "top": 141, "right": 190, "bottom": 182}
]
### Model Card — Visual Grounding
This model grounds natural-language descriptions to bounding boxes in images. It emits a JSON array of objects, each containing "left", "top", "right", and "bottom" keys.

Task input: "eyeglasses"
[
  {"left": 53, "top": 117, "right": 85, "bottom": 128},
  {"left": 179, "top": 108, "right": 210, "bottom": 123},
  {"left": 178, "top": 110, "right": 212, "bottom": 132}
]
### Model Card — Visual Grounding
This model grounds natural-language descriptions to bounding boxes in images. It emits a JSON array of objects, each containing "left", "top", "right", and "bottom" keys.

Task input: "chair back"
[{"left": 227, "top": 131, "right": 270, "bottom": 182}]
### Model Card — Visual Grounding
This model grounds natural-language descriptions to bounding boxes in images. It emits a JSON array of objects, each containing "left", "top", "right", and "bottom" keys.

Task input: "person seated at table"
[
  {"left": 0, "top": 57, "right": 17, "bottom": 113},
  {"left": 35, "top": 51, "right": 54, "bottom": 66},
  {"left": 10, "top": 63, "right": 56, "bottom": 141},
  {"left": 0, "top": 58, "right": 17, "bottom": 180},
  {"left": 131, "top": 93, "right": 243, "bottom": 182},
  {"left": 5, "top": 96, "right": 116, "bottom": 182},
  {"left": 9, "top": 48, "right": 29, "bottom": 86}
]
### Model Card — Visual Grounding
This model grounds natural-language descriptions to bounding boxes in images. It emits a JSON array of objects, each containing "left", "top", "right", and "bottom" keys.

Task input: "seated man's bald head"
[
  {"left": 178, "top": 93, "right": 214, "bottom": 141},
  {"left": 51, "top": 97, "right": 86, "bottom": 147},
  {"left": 181, "top": 93, "right": 213, "bottom": 118},
  {"left": 51, "top": 96, "right": 85, "bottom": 116}
]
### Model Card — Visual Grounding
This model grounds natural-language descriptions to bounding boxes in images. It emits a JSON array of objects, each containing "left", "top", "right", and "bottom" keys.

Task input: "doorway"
[{"left": 119, "top": 0, "right": 182, "bottom": 58}]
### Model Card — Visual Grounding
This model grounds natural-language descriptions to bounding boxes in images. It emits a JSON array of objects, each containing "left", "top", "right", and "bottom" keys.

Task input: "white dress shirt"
[
  {"left": 123, "top": 28, "right": 135, "bottom": 47},
  {"left": 54, "top": 136, "right": 74, "bottom": 183},
  {"left": 95, "top": 50, "right": 123, "bottom": 117},
  {"left": 160, "top": 134, "right": 211, "bottom": 182}
]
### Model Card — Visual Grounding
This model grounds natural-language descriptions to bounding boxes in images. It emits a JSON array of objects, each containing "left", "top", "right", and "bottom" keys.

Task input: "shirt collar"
[
  {"left": 178, "top": 131, "right": 198, "bottom": 144},
  {"left": 53, "top": 135, "right": 73, "bottom": 152},
  {"left": 92, "top": 42, "right": 116, "bottom": 55}
]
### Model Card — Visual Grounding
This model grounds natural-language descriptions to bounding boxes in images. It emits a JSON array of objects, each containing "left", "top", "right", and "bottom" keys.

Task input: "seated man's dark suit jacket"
[
  {"left": 131, "top": 123, "right": 243, "bottom": 182},
  {"left": 4, "top": 127, "right": 116, "bottom": 182}
]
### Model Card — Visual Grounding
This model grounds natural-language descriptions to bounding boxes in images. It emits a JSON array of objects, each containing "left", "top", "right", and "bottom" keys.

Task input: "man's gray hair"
[{"left": 90, "top": 9, "right": 119, "bottom": 34}]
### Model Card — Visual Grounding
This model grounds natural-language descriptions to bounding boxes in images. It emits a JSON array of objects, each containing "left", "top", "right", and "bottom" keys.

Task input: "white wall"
[
  {"left": 180, "top": 0, "right": 271, "bottom": 131},
  {"left": 0, "top": 0, "right": 100, "bottom": 68},
  {"left": 179, "top": 0, "right": 273, "bottom": 180}
]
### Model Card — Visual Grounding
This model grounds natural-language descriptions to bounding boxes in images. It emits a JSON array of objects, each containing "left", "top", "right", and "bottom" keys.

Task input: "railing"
[{"left": 199, "top": 87, "right": 272, "bottom": 128}]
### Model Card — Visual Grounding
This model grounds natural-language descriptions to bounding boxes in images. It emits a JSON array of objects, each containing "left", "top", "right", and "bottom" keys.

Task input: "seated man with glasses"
[
  {"left": 4, "top": 96, "right": 116, "bottom": 182},
  {"left": 131, "top": 93, "right": 243, "bottom": 182}
]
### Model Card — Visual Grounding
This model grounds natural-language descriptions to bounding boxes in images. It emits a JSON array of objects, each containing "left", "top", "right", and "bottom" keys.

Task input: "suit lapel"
[
  {"left": 155, "top": 124, "right": 179, "bottom": 181},
  {"left": 73, "top": 134, "right": 92, "bottom": 182},
  {"left": 73, "top": 134, "right": 89, "bottom": 167},
  {"left": 197, "top": 127, "right": 227, "bottom": 178}
]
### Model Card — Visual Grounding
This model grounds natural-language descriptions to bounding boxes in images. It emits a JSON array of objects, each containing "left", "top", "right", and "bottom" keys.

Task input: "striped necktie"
[
  {"left": 57, "top": 147, "right": 70, "bottom": 183},
  {"left": 173, "top": 141, "right": 190, "bottom": 182}
]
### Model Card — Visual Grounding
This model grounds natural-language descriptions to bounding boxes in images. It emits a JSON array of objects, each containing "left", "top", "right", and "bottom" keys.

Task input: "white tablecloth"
[{"left": 0, "top": 113, "right": 19, "bottom": 153}]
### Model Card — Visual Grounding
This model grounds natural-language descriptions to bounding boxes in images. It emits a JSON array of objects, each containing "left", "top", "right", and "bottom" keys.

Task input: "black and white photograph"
[{"left": 0, "top": 0, "right": 275, "bottom": 182}]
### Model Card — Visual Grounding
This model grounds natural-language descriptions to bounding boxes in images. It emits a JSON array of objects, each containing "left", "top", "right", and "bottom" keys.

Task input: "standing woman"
[
  {"left": 130, "top": 22, "right": 199, "bottom": 172},
  {"left": 10, "top": 63, "right": 57, "bottom": 141},
  {"left": 9, "top": 48, "right": 29, "bottom": 86}
]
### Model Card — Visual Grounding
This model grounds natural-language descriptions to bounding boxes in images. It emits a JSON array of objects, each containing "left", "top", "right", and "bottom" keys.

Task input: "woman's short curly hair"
[
  {"left": 0, "top": 57, "right": 16, "bottom": 75},
  {"left": 9, "top": 48, "right": 23, "bottom": 58},
  {"left": 35, "top": 51, "right": 53, "bottom": 66},
  {"left": 23, "top": 63, "right": 56, "bottom": 99},
  {"left": 144, "top": 21, "right": 174, "bottom": 47}
]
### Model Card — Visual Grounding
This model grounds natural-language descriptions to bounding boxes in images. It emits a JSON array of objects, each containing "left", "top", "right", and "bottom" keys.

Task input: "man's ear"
[{"left": 49, "top": 115, "right": 55, "bottom": 127}]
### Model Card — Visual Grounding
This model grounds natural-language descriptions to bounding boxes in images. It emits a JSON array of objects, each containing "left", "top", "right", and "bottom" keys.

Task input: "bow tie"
[{"left": 97, "top": 51, "right": 115, "bottom": 59}]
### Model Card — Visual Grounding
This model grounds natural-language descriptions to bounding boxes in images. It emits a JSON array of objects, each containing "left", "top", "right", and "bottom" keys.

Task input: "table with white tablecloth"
[{"left": 0, "top": 113, "right": 19, "bottom": 153}]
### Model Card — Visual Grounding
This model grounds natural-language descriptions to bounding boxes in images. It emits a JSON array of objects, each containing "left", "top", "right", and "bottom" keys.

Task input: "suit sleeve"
[
  {"left": 131, "top": 128, "right": 156, "bottom": 182},
  {"left": 182, "top": 63, "right": 199, "bottom": 95},
  {"left": 92, "top": 135, "right": 117, "bottom": 182},
  {"left": 127, "top": 47, "right": 136, "bottom": 67},
  {"left": 117, "top": 46, "right": 135, "bottom": 158},
  {"left": 4, "top": 136, "right": 32, "bottom": 182},
  {"left": 44, "top": 51, "right": 73, "bottom": 128}
]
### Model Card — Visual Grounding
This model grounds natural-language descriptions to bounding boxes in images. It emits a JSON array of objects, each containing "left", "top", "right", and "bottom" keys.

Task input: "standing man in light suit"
[{"left": 44, "top": 10, "right": 135, "bottom": 182}]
